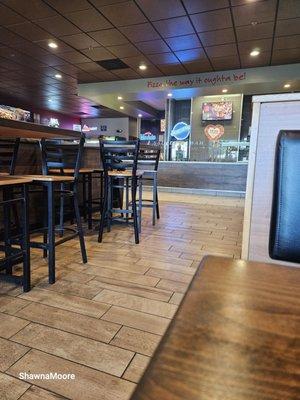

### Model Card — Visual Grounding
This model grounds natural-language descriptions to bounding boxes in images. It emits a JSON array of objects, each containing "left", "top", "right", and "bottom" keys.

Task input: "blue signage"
[
  {"left": 140, "top": 131, "right": 157, "bottom": 141},
  {"left": 171, "top": 122, "right": 191, "bottom": 140}
]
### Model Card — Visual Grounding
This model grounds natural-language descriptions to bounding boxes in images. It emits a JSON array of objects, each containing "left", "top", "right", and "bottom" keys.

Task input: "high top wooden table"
[{"left": 131, "top": 256, "right": 300, "bottom": 400}]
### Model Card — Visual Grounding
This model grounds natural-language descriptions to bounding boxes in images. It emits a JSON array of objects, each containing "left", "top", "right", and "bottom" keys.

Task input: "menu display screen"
[
  {"left": 202, "top": 102, "right": 233, "bottom": 121},
  {"left": 0, "top": 105, "right": 31, "bottom": 121}
]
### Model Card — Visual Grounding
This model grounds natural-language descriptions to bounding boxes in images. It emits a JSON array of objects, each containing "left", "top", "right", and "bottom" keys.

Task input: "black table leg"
[
  {"left": 21, "top": 184, "right": 30, "bottom": 292},
  {"left": 43, "top": 186, "right": 48, "bottom": 258},
  {"left": 87, "top": 172, "right": 92, "bottom": 230},
  {"left": 82, "top": 173, "right": 87, "bottom": 222},
  {"left": 3, "top": 188, "right": 12, "bottom": 274},
  {"left": 47, "top": 181, "right": 55, "bottom": 284}
]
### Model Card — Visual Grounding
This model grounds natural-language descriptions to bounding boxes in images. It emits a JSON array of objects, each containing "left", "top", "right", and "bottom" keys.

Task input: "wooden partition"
[
  {"left": 242, "top": 93, "right": 300, "bottom": 266},
  {"left": 157, "top": 161, "right": 247, "bottom": 192}
]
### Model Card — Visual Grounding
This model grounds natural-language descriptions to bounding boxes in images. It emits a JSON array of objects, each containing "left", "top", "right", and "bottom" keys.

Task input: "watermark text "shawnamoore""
[{"left": 19, "top": 372, "right": 76, "bottom": 380}]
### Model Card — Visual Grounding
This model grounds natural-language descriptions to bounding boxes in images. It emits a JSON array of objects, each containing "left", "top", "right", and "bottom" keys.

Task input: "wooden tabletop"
[
  {"left": 0, "top": 176, "right": 33, "bottom": 186},
  {"left": 131, "top": 256, "right": 300, "bottom": 400},
  {"left": 14, "top": 174, "right": 74, "bottom": 182}
]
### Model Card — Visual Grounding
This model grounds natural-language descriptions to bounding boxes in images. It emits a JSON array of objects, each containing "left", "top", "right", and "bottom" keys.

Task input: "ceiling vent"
[{"left": 97, "top": 59, "right": 129, "bottom": 70}]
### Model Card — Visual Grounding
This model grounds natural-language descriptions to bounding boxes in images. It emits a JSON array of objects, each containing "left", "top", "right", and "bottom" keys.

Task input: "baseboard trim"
[{"left": 143, "top": 185, "right": 245, "bottom": 198}]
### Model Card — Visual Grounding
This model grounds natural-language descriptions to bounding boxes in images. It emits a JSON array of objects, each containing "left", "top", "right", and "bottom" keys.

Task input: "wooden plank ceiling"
[{"left": 0, "top": 0, "right": 299, "bottom": 117}]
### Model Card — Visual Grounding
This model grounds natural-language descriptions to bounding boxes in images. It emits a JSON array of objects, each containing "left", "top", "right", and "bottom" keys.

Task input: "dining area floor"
[{"left": 0, "top": 192, "right": 244, "bottom": 400}]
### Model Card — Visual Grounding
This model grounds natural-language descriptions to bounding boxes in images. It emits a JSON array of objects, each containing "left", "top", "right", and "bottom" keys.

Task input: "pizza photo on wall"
[
  {"left": 202, "top": 102, "right": 233, "bottom": 121},
  {"left": 204, "top": 124, "right": 225, "bottom": 141}
]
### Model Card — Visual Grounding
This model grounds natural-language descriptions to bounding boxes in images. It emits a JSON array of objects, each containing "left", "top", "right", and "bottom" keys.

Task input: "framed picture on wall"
[{"left": 202, "top": 102, "right": 233, "bottom": 121}]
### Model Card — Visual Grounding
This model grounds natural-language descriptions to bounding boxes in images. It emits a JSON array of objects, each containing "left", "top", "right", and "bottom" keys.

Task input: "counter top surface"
[
  {"left": 0, "top": 118, "right": 81, "bottom": 139},
  {"left": 131, "top": 255, "right": 300, "bottom": 400}
]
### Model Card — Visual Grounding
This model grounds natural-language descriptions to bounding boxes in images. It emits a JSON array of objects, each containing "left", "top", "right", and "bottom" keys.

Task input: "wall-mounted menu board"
[{"left": 0, "top": 105, "right": 31, "bottom": 121}]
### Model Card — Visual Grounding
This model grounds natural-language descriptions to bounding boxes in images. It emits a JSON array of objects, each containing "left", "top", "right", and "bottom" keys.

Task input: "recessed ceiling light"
[
  {"left": 120, "top": 106, "right": 124, "bottom": 110},
  {"left": 139, "top": 64, "right": 147, "bottom": 70},
  {"left": 117, "top": 96, "right": 123, "bottom": 100},
  {"left": 48, "top": 99, "right": 52, "bottom": 102},
  {"left": 138, "top": 114, "right": 142, "bottom": 118},
  {"left": 48, "top": 42, "right": 58, "bottom": 49},
  {"left": 54, "top": 73, "right": 62, "bottom": 79},
  {"left": 284, "top": 83, "right": 291, "bottom": 88},
  {"left": 250, "top": 49, "right": 260, "bottom": 57},
  {"left": 167, "top": 93, "right": 173, "bottom": 97},
  {"left": 222, "top": 89, "right": 228, "bottom": 93}
]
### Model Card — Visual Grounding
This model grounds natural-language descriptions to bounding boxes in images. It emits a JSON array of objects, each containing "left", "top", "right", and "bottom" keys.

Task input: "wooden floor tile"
[
  {"left": 125, "top": 249, "right": 183, "bottom": 265},
  {"left": 146, "top": 268, "right": 193, "bottom": 283},
  {"left": 123, "top": 354, "right": 150, "bottom": 384},
  {"left": 87, "top": 277, "right": 172, "bottom": 302},
  {"left": 102, "top": 306, "right": 170, "bottom": 335},
  {"left": 136, "top": 257, "right": 193, "bottom": 269},
  {"left": 0, "top": 281, "right": 22, "bottom": 297},
  {"left": 19, "top": 386, "right": 67, "bottom": 399},
  {"left": 84, "top": 266, "right": 159, "bottom": 287},
  {"left": 93, "top": 290, "right": 177, "bottom": 319},
  {"left": 0, "top": 337, "right": 29, "bottom": 371},
  {"left": 37, "top": 279, "right": 102, "bottom": 300},
  {"left": 0, "top": 296, "right": 30, "bottom": 315},
  {"left": 0, "top": 372, "right": 30, "bottom": 400},
  {"left": 16, "top": 303, "right": 120, "bottom": 343},
  {"left": 83, "top": 259, "right": 149, "bottom": 274},
  {"left": 54, "top": 270, "right": 95, "bottom": 284},
  {"left": 12, "top": 323, "right": 134, "bottom": 377},
  {"left": 156, "top": 279, "right": 189, "bottom": 293},
  {"left": 0, "top": 313, "right": 29, "bottom": 339},
  {"left": 8, "top": 350, "right": 135, "bottom": 400},
  {"left": 19, "top": 288, "right": 110, "bottom": 318},
  {"left": 169, "top": 292, "right": 185, "bottom": 305},
  {"left": 111, "top": 326, "right": 161, "bottom": 356}
]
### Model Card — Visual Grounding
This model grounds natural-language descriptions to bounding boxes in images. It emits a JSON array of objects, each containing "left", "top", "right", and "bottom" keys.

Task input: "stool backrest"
[
  {"left": 138, "top": 145, "right": 160, "bottom": 171},
  {"left": 100, "top": 140, "right": 140, "bottom": 177},
  {"left": 0, "top": 138, "right": 20, "bottom": 174},
  {"left": 40, "top": 138, "right": 84, "bottom": 182}
]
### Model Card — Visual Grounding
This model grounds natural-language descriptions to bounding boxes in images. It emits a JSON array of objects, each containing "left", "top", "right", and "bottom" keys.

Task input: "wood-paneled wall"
[{"left": 157, "top": 162, "right": 247, "bottom": 192}]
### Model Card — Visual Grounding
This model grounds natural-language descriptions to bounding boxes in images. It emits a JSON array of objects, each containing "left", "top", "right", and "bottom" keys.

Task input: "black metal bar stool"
[
  {"left": 49, "top": 168, "right": 95, "bottom": 231},
  {"left": 0, "top": 138, "right": 20, "bottom": 175},
  {"left": 0, "top": 138, "right": 21, "bottom": 228},
  {"left": 85, "top": 168, "right": 104, "bottom": 229},
  {"left": 81, "top": 170, "right": 93, "bottom": 229},
  {"left": 0, "top": 176, "right": 31, "bottom": 292},
  {"left": 138, "top": 145, "right": 160, "bottom": 225},
  {"left": 98, "top": 140, "right": 143, "bottom": 244},
  {"left": 24, "top": 137, "right": 87, "bottom": 284},
  {"left": 49, "top": 167, "right": 104, "bottom": 231}
]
